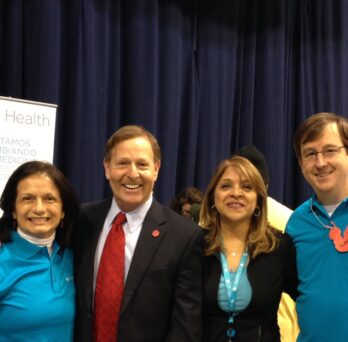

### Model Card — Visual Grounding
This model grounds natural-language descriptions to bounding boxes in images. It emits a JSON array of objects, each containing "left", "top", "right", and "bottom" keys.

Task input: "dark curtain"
[{"left": 1, "top": 0, "right": 347, "bottom": 209}]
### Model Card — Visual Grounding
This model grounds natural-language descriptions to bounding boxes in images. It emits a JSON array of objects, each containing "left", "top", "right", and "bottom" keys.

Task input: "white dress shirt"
[{"left": 93, "top": 195, "right": 153, "bottom": 293}]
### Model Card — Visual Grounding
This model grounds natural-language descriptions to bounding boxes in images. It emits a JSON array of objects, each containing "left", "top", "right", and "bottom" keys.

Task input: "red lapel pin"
[{"left": 152, "top": 229, "right": 160, "bottom": 238}]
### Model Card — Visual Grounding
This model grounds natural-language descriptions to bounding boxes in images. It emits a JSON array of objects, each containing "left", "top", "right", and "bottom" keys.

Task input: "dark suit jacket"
[
  {"left": 202, "top": 231, "right": 298, "bottom": 342},
  {"left": 73, "top": 198, "right": 202, "bottom": 342}
]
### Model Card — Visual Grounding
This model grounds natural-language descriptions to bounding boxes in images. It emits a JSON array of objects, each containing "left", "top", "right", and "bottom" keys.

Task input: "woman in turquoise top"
[{"left": 0, "top": 161, "right": 79, "bottom": 342}]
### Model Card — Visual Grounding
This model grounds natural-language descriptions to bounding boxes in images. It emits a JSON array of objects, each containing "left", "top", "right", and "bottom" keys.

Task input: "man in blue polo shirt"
[{"left": 286, "top": 112, "right": 348, "bottom": 342}]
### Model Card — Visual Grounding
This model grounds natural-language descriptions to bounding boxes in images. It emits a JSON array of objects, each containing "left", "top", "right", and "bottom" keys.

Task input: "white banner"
[{"left": 0, "top": 96, "right": 57, "bottom": 199}]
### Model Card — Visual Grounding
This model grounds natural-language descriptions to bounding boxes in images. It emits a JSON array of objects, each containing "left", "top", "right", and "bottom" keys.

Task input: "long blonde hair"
[{"left": 200, "top": 156, "right": 279, "bottom": 259}]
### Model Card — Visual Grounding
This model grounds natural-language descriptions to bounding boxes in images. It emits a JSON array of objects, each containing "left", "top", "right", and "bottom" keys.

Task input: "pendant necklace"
[
  {"left": 226, "top": 242, "right": 245, "bottom": 257},
  {"left": 310, "top": 198, "right": 348, "bottom": 252},
  {"left": 231, "top": 248, "right": 243, "bottom": 257}
]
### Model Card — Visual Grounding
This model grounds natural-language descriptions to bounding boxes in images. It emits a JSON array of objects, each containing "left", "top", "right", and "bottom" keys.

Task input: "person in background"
[
  {"left": 189, "top": 202, "right": 202, "bottom": 223},
  {"left": 0, "top": 161, "right": 79, "bottom": 341},
  {"left": 236, "top": 144, "right": 298, "bottom": 342},
  {"left": 170, "top": 186, "right": 203, "bottom": 218},
  {"left": 286, "top": 112, "right": 348, "bottom": 342},
  {"left": 74, "top": 125, "right": 202, "bottom": 342},
  {"left": 200, "top": 155, "right": 297, "bottom": 341}
]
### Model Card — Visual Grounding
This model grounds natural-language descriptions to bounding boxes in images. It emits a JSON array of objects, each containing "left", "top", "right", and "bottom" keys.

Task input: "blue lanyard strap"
[{"left": 220, "top": 250, "right": 248, "bottom": 340}]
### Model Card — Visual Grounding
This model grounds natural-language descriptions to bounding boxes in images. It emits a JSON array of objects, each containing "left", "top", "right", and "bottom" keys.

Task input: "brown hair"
[
  {"left": 0, "top": 161, "right": 79, "bottom": 247},
  {"left": 104, "top": 125, "right": 161, "bottom": 162},
  {"left": 200, "top": 156, "right": 279, "bottom": 259},
  {"left": 169, "top": 187, "right": 203, "bottom": 214},
  {"left": 294, "top": 112, "right": 348, "bottom": 160}
]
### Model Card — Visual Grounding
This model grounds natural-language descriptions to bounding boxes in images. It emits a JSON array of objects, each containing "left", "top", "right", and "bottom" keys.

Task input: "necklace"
[
  {"left": 226, "top": 245, "right": 245, "bottom": 257},
  {"left": 311, "top": 199, "right": 348, "bottom": 252}
]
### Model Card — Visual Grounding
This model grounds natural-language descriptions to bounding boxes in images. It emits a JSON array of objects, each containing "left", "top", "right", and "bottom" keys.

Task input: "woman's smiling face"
[{"left": 13, "top": 173, "right": 65, "bottom": 238}]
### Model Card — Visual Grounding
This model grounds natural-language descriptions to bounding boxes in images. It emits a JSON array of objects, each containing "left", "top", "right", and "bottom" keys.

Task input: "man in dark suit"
[{"left": 74, "top": 125, "right": 202, "bottom": 342}]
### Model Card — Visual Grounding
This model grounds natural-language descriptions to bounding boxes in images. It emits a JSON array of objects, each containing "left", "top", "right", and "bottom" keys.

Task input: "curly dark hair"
[
  {"left": 170, "top": 187, "right": 203, "bottom": 214},
  {"left": 0, "top": 161, "right": 79, "bottom": 248}
]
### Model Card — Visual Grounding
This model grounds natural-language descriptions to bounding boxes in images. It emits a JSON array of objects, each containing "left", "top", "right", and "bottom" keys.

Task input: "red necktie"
[{"left": 94, "top": 212, "right": 127, "bottom": 342}]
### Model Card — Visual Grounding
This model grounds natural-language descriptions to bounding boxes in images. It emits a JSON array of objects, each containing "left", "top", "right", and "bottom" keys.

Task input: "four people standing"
[{"left": 3, "top": 113, "right": 348, "bottom": 341}]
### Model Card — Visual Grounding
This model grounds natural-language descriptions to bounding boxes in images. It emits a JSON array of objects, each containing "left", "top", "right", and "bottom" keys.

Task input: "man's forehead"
[
  {"left": 113, "top": 137, "right": 152, "bottom": 150},
  {"left": 301, "top": 123, "right": 341, "bottom": 148},
  {"left": 109, "top": 140, "right": 156, "bottom": 162}
]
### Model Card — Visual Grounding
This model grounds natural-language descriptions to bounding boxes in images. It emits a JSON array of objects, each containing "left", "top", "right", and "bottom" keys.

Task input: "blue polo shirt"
[
  {"left": 286, "top": 195, "right": 348, "bottom": 342},
  {"left": 0, "top": 231, "right": 75, "bottom": 341}
]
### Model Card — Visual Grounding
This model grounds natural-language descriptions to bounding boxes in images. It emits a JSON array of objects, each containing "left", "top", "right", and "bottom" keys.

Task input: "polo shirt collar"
[
  {"left": 8, "top": 230, "right": 57, "bottom": 259},
  {"left": 310, "top": 193, "right": 348, "bottom": 215}
]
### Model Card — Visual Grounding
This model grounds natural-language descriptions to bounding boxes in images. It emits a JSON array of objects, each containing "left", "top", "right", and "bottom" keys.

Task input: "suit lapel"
[
  {"left": 81, "top": 200, "right": 111, "bottom": 312},
  {"left": 121, "top": 200, "right": 167, "bottom": 314}
]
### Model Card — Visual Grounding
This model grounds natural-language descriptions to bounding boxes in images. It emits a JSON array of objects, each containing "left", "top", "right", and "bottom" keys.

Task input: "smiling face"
[
  {"left": 213, "top": 166, "right": 257, "bottom": 231},
  {"left": 104, "top": 136, "right": 160, "bottom": 212},
  {"left": 300, "top": 123, "right": 348, "bottom": 204},
  {"left": 13, "top": 173, "right": 65, "bottom": 239}
]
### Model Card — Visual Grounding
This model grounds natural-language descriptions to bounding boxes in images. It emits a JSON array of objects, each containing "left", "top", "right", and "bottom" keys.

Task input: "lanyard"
[
  {"left": 310, "top": 198, "right": 348, "bottom": 252},
  {"left": 220, "top": 251, "right": 248, "bottom": 341}
]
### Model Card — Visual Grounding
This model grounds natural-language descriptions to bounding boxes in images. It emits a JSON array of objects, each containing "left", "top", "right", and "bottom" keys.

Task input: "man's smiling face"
[
  {"left": 104, "top": 136, "right": 160, "bottom": 212},
  {"left": 300, "top": 123, "right": 348, "bottom": 205}
]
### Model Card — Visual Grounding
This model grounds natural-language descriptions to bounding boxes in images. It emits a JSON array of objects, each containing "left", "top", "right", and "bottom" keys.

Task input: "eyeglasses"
[{"left": 302, "top": 146, "right": 346, "bottom": 162}]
